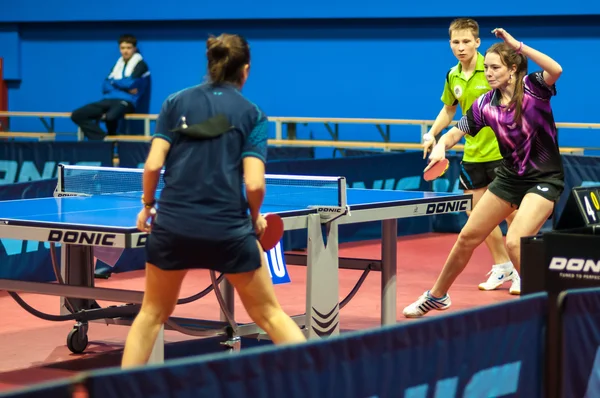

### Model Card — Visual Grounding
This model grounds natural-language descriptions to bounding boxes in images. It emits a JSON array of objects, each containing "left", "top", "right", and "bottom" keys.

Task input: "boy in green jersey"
[{"left": 422, "top": 18, "right": 519, "bottom": 295}]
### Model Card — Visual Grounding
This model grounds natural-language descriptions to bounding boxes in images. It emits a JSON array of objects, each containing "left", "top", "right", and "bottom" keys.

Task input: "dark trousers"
[{"left": 71, "top": 99, "right": 135, "bottom": 140}]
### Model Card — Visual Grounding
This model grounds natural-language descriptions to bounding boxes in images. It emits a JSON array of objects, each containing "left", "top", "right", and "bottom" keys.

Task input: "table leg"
[
  {"left": 59, "top": 244, "right": 105, "bottom": 356},
  {"left": 381, "top": 219, "right": 397, "bottom": 325},
  {"left": 305, "top": 214, "right": 340, "bottom": 339},
  {"left": 60, "top": 244, "right": 96, "bottom": 315},
  {"left": 219, "top": 278, "right": 235, "bottom": 322},
  {"left": 148, "top": 325, "right": 165, "bottom": 365}
]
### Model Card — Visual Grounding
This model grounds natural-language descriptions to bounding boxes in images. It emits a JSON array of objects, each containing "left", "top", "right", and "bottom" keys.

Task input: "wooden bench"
[
  {"left": 0, "top": 111, "right": 157, "bottom": 137},
  {"left": 104, "top": 135, "right": 152, "bottom": 142},
  {"left": 559, "top": 147, "right": 585, "bottom": 155},
  {"left": 0, "top": 112, "right": 596, "bottom": 153},
  {"left": 0, "top": 132, "right": 57, "bottom": 141}
]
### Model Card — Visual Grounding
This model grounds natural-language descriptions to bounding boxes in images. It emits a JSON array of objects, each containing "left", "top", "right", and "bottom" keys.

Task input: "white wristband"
[{"left": 423, "top": 133, "right": 434, "bottom": 142}]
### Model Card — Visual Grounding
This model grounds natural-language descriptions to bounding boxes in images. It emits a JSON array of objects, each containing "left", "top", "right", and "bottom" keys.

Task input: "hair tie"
[{"left": 517, "top": 42, "right": 523, "bottom": 54}]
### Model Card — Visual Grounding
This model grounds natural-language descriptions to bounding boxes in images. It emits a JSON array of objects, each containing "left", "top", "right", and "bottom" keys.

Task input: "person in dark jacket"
[{"left": 71, "top": 34, "right": 150, "bottom": 140}]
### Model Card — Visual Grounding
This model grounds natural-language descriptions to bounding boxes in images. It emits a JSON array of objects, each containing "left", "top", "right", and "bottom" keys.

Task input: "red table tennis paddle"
[
  {"left": 423, "top": 158, "right": 450, "bottom": 181},
  {"left": 259, "top": 213, "right": 284, "bottom": 251}
]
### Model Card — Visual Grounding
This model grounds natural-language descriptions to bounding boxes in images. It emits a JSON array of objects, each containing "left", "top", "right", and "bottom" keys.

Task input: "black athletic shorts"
[
  {"left": 145, "top": 222, "right": 262, "bottom": 274},
  {"left": 487, "top": 166, "right": 565, "bottom": 209},
  {"left": 459, "top": 160, "right": 503, "bottom": 190}
]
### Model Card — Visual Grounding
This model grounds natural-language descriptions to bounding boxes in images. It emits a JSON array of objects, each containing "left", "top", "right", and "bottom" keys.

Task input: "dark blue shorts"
[{"left": 145, "top": 222, "right": 262, "bottom": 274}]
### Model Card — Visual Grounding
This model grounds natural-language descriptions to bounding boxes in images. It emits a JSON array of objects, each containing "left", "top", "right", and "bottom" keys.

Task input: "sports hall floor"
[{"left": 0, "top": 232, "right": 517, "bottom": 394}]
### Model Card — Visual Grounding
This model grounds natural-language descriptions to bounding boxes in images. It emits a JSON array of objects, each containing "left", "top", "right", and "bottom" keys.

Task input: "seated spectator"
[{"left": 71, "top": 34, "right": 150, "bottom": 140}]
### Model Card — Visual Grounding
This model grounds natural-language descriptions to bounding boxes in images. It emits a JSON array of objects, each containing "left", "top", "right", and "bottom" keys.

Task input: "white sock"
[{"left": 495, "top": 261, "right": 514, "bottom": 270}]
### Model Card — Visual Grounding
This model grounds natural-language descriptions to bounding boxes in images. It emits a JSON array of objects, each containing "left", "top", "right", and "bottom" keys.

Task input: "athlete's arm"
[
  {"left": 434, "top": 98, "right": 485, "bottom": 153},
  {"left": 424, "top": 71, "right": 460, "bottom": 159},
  {"left": 430, "top": 104, "right": 458, "bottom": 138},
  {"left": 519, "top": 44, "right": 562, "bottom": 86},
  {"left": 141, "top": 97, "right": 173, "bottom": 206},
  {"left": 436, "top": 127, "right": 467, "bottom": 150},
  {"left": 493, "top": 28, "right": 562, "bottom": 86},
  {"left": 243, "top": 157, "right": 266, "bottom": 222},
  {"left": 425, "top": 126, "right": 466, "bottom": 171},
  {"left": 242, "top": 108, "right": 268, "bottom": 223},
  {"left": 423, "top": 105, "right": 457, "bottom": 158},
  {"left": 428, "top": 89, "right": 486, "bottom": 167},
  {"left": 142, "top": 138, "right": 170, "bottom": 205}
]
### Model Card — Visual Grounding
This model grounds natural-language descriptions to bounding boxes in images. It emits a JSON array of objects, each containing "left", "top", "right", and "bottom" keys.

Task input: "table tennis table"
[{"left": 0, "top": 164, "right": 472, "bottom": 363}]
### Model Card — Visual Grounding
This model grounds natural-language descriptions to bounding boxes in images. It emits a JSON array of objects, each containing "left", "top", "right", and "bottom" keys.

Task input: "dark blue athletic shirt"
[{"left": 152, "top": 82, "right": 268, "bottom": 240}]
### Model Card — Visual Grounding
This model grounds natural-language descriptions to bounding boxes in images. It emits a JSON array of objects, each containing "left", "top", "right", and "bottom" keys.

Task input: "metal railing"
[{"left": 0, "top": 111, "right": 596, "bottom": 155}]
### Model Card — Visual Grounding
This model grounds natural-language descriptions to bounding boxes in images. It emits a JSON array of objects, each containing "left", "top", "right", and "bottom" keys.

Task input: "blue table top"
[{"left": 0, "top": 188, "right": 466, "bottom": 231}]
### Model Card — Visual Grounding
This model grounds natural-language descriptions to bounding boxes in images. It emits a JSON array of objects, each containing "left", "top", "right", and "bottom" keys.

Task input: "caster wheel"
[
  {"left": 67, "top": 327, "right": 89, "bottom": 354},
  {"left": 220, "top": 337, "right": 241, "bottom": 353}
]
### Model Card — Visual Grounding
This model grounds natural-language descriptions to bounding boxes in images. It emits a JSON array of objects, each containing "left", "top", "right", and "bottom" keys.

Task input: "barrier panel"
[
  {"left": 559, "top": 287, "right": 600, "bottom": 398},
  {"left": 0, "top": 178, "right": 61, "bottom": 282},
  {"left": 0, "top": 142, "right": 114, "bottom": 185},
  {"left": 81, "top": 293, "right": 547, "bottom": 398}
]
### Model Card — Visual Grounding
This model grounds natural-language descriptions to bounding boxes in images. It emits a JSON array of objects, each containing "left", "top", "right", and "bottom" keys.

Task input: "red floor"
[{"left": 0, "top": 232, "right": 517, "bottom": 393}]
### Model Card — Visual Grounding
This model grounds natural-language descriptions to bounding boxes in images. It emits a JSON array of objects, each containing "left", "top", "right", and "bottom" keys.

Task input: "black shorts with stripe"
[
  {"left": 459, "top": 160, "right": 503, "bottom": 191},
  {"left": 487, "top": 166, "right": 565, "bottom": 209}
]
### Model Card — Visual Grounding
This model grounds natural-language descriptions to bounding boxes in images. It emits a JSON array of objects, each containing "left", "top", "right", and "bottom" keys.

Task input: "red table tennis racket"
[
  {"left": 423, "top": 158, "right": 450, "bottom": 181},
  {"left": 259, "top": 213, "right": 284, "bottom": 251}
]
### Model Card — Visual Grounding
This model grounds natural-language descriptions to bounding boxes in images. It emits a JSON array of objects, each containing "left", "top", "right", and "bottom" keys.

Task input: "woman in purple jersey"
[{"left": 403, "top": 27, "right": 564, "bottom": 318}]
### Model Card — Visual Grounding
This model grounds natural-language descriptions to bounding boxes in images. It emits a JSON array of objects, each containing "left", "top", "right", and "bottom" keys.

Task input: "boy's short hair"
[
  {"left": 448, "top": 18, "right": 480, "bottom": 39},
  {"left": 119, "top": 34, "right": 138, "bottom": 47}
]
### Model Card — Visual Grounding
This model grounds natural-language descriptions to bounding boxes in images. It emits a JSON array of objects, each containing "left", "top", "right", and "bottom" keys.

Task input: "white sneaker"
[
  {"left": 509, "top": 274, "right": 521, "bottom": 295},
  {"left": 478, "top": 264, "right": 516, "bottom": 291},
  {"left": 403, "top": 291, "right": 451, "bottom": 318}
]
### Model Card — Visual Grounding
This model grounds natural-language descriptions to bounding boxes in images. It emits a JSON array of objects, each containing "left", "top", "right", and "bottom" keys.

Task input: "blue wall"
[
  {"left": 3, "top": 0, "right": 598, "bottom": 22},
  {"left": 1, "top": 3, "right": 599, "bottom": 149},
  {"left": 0, "top": 24, "right": 20, "bottom": 80}
]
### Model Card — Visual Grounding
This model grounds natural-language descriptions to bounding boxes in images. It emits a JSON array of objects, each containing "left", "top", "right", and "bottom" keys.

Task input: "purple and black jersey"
[{"left": 457, "top": 71, "right": 563, "bottom": 179}]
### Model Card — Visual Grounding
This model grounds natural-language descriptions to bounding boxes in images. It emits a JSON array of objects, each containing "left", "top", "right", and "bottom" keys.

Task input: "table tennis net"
[{"left": 57, "top": 165, "right": 347, "bottom": 209}]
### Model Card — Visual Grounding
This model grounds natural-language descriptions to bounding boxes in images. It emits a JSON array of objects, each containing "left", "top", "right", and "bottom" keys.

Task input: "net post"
[
  {"left": 55, "top": 163, "right": 66, "bottom": 195},
  {"left": 338, "top": 177, "right": 347, "bottom": 208}
]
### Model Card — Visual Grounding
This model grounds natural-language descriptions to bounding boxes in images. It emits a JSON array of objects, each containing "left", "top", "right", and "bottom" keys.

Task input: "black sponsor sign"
[
  {"left": 426, "top": 199, "right": 469, "bottom": 215},
  {"left": 544, "top": 229, "right": 600, "bottom": 292},
  {"left": 48, "top": 230, "right": 117, "bottom": 246}
]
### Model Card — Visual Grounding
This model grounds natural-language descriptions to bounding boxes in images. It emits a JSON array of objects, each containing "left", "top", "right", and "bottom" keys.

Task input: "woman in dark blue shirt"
[{"left": 121, "top": 33, "right": 306, "bottom": 368}]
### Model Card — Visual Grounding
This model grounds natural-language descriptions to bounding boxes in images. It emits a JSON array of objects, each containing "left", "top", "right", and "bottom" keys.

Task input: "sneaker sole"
[
  {"left": 478, "top": 281, "right": 509, "bottom": 291},
  {"left": 478, "top": 284, "right": 503, "bottom": 291},
  {"left": 478, "top": 275, "right": 516, "bottom": 291},
  {"left": 403, "top": 305, "right": 451, "bottom": 318},
  {"left": 403, "top": 313, "right": 425, "bottom": 318}
]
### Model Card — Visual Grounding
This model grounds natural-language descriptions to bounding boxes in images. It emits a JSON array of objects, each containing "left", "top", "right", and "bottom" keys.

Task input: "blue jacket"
[{"left": 102, "top": 53, "right": 150, "bottom": 109}]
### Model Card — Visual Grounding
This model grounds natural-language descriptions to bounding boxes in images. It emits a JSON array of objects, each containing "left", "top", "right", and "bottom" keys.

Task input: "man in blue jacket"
[{"left": 71, "top": 34, "right": 150, "bottom": 140}]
